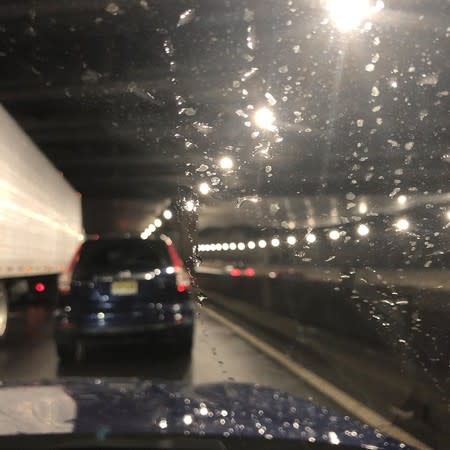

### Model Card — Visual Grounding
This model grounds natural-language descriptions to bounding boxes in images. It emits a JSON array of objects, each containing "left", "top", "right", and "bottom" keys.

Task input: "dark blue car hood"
[{"left": 0, "top": 379, "right": 414, "bottom": 449}]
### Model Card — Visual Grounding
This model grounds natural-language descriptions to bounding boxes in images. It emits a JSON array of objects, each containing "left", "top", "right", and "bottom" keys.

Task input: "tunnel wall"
[{"left": 196, "top": 266, "right": 449, "bottom": 367}]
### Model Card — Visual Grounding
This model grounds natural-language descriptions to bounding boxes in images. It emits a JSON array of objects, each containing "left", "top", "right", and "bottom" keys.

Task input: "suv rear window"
[{"left": 73, "top": 239, "right": 170, "bottom": 278}]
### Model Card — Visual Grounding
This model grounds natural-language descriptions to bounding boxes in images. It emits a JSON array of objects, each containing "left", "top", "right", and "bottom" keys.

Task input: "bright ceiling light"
[
  {"left": 237, "top": 242, "right": 246, "bottom": 251},
  {"left": 358, "top": 202, "right": 368, "bottom": 214},
  {"left": 198, "top": 182, "right": 210, "bottom": 195},
  {"left": 271, "top": 238, "right": 280, "bottom": 247},
  {"left": 258, "top": 239, "right": 267, "bottom": 249},
  {"left": 326, "top": 0, "right": 376, "bottom": 32},
  {"left": 163, "top": 209, "right": 173, "bottom": 220},
  {"left": 397, "top": 195, "right": 407, "bottom": 205},
  {"left": 329, "top": 230, "right": 340, "bottom": 240},
  {"left": 219, "top": 156, "right": 234, "bottom": 170},
  {"left": 148, "top": 224, "right": 156, "bottom": 233},
  {"left": 222, "top": 243, "right": 229, "bottom": 251},
  {"left": 154, "top": 218, "right": 162, "bottom": 228},
  {"left": 395, "top": 218, "right": 410, "bottom": 231},
  {"left": 216, "top": 243, "right": 223, "bottom": 251},
  {"left": 184, "top": 200, "right": 196, "bottom": 212},
  {"left": 254, "top": 107, "right": 276, "bottom": 131},
  {"left": 140, "top": 232, "right": 148, "bottom": 240},
  {"left": 305, "top": 233, "right": 317, "bottom": 244},
  {"left": 247, "top": 241, "right": 256, "bottom": 250},
  {"left": 357, "top": 224, "right": 370, "bottom": 236},
  {"left": 286, "top": 235, "right": 297, "bottom": 245},
  {"left": 229, "top": 242, "right": 237, "bottom": 250}
]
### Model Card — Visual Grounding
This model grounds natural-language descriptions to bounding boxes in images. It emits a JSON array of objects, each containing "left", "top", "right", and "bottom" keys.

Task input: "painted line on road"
[{"left": 202, "top": 306, "right": 433, "bottom": 450}]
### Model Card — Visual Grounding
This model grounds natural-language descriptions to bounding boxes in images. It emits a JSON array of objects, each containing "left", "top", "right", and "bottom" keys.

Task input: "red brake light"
[
  {"left": 244, "top": 267, "right": 256, "bottom": 277},
  {"left": 34, "top": 282, "right": 45, "bottom": 293},
  {"left": 230, "top": 268, "right": 241, "bottom": 277},
  {"left": 165, "top": 239, "right": 191, "bottom": 293}
]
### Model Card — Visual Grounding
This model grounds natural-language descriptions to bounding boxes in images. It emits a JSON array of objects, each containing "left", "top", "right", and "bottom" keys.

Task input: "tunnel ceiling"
[{"left": 1, "top": 0, "right": 448, "bottom": 233}]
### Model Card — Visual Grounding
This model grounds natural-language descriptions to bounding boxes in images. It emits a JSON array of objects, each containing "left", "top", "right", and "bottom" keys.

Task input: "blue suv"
[{"left": 54, "top": 236, "right": 193, "bottom": 363}]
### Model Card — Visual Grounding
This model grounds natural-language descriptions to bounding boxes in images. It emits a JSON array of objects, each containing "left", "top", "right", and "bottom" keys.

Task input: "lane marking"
[{"left": 201, "top": 306, "right": 433, "bottom": 450}]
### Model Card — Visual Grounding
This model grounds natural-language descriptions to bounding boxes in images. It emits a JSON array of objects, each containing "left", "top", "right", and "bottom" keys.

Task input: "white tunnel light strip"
[
  {"left": 271, "top": 238, "right": 280, "bottom": 247},
  {"left": 286, "top": 235, "right": 297, "bottom": 245},
  {"left": 198, "top": 223, "right": 387, "bottom": 251}
]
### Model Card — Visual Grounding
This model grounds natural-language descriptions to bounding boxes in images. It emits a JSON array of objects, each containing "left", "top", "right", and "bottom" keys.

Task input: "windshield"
[{"left": 0, "top": 1, "right": 448, "bottom": 449}]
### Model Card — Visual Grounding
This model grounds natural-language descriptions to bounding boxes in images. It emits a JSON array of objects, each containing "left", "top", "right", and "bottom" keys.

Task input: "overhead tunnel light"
[
  {"left": 219, "top": 156, "right": 234, "bottom": 170},
  {"left": 163, "top": 210, "right": 173, "bottom": 220},
  {"left": 395, "top": 218, "right": 410, "bottom": 231},
  {"left": 305, "top": 233, "right": 317, "bottom": 244},
  {"left": 199, "top": 182, "right": 210, "bottom": 195},
  {"left": 357, "top": 224, "right": 370, "bottom": 236},
  {"left": 286, "top": 235, "right": 297, "bottom": 246},
  {"left": 254, "top": 107, "right": 276, "bottom": 131},
  {"left": 326, "top": 0, "right": 383, "bottom": 32},
  {"left": 397, "top": 195, "right": 407, "bottom": 205},
  {"left": 329, "top": 230, "right": 340, "bottom": 241}
]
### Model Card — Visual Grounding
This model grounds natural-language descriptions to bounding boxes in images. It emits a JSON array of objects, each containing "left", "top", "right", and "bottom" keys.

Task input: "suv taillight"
[
  {"left": 175, "top": 268, "right": 190, "bottom": 293},
  {"left": 58, "top": 244, "right": 82, "bottom": 295},
  {"left": 165, "top": 238, "right": 191, "bottom": 293}
]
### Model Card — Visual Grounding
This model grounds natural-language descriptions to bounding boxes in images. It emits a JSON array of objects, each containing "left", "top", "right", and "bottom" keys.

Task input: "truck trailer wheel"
[{"left": 0, "top": 282, "right": 8, "bottom": 339}]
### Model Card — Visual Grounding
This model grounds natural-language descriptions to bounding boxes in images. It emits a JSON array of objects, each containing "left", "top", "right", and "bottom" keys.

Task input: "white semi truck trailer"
[{"left": 0, "top": 105, "right": 84, "bottom": 337}]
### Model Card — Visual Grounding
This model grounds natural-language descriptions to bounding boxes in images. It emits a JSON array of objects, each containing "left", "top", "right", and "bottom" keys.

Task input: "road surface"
[{"left": 0, "top": 304, "right": 335, "bottom": 410}]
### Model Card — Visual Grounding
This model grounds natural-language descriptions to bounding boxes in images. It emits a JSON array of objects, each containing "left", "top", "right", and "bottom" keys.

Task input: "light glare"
[
  {"left": 271, "top": 238, "right": 280, "bottom": 247},
  {"left": 154, "top": 218, "right": 162, "bottom": 228},
  {"left": 357, "top": 224, "right": 370, "bottom": 236},
  {"left": 254, "top": 107, "right": 276, "bottom": 131},
  {"left": 163, "top": 209, "right": 173, "bottom": 220},
  {"left": 219, "top": 156, "right": 234, "bottom": 170},
  {"left": 287, "top": 235, "right": 297, "bottom": 245},
  {"left": 305, "top": 233, "right": 317, "bottom": 244},
  {"left": 395, "top": 218, "right": 410, "bottom": 231},
  {"left": 326, "top": 0, "right": 374, "bottom": 32},
  {"left": 238, "top": 242, "right": 246, "bottom": 251},
  {"left": 358, "top": 202, "right": 368, "bottom": 214},
  {"left": 199, "top": 182, "right": 210, "bottom": 195},
  {"left": 247, "top": 241, "right": 256, "bottom": 249},
  {"left": 184, "top": 200, "right": 196, "bottom": 212},
  {"left": 397, "top": 195, "right": 407, "bottom": 205},
  {"left": 329, "top": 230, "right": 340, "bottom": 241},
  {"left": 258, "top": 239, "right": 267, "bottom": 249}
]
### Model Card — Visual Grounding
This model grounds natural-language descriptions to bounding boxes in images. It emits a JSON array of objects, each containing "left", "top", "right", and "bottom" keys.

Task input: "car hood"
[{"left": 0, "top": 379, "right": 412, "bottom": 449}]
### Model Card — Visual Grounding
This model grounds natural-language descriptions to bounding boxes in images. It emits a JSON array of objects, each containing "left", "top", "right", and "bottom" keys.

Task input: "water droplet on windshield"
[
  {"left": 105, "top": 2, "right": 121, "bottom": 15},
  {"left": 177, "top": 9, "right": 195, "bottom": 27}
]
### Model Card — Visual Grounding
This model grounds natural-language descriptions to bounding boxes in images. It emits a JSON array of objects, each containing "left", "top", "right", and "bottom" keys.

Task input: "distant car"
[{"left": 54, "top": 237, "right": 193, "bottom": 362}]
